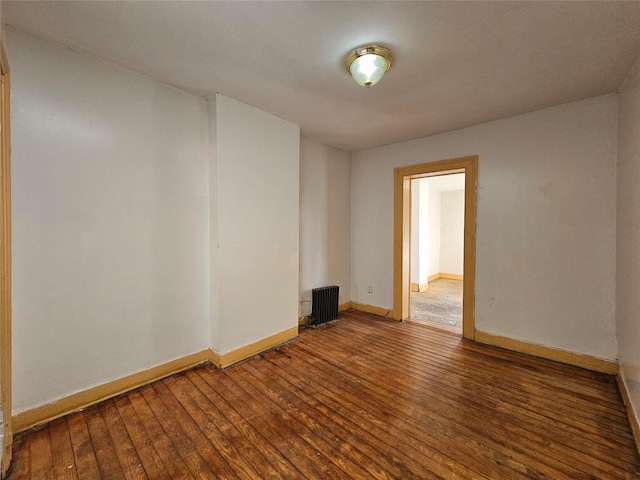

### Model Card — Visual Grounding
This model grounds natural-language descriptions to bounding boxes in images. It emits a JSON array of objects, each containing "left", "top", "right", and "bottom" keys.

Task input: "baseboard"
[
  {"left": 410, "top": 283, "right": 430, "bottom": 292},
  {"left": 475, "top": 331, "right": 618, "bottom": 374},
  {"left": 350, "top": 302, "right": 393, "bottom": 318},
  {"left": 14, "top": 326, "right": 300, "bottom": 433},
  {"left": 415, "top": 277, "right": 463, "bottom": 290},
  {"left": 299, "top": 302, "right": 352, "bottom": 327},
  {"left": 617, "top": 370, "right": 640, "bottom": 456},
  {"left": 439, "top": 273, "right": 463, "bottom": 281},
  {"left": 427, "top": 273, "right": 464, "bottom": 282},
  {"left": 339, "top": 302, "right": 351, "bottom": 312},
  {"left": 13, "top": 349, "right": 215, "bottom": 434},
  {"left": 217, "top": 326, "right": 298, "bottom": 369}
]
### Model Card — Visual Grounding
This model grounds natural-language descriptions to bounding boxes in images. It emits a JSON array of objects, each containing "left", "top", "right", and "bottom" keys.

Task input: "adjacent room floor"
[
  {"left": 8, "top": 311, "right": 640, "bottom": 479},
  {"left": 409, "top": 278, "right": 463, "bottom": 332}
]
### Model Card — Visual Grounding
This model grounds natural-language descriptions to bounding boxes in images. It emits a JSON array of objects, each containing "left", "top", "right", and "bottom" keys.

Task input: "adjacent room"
[
  {"left": 1, "top": 1, "right": 640, "bottom": 477},
  {"left": 408, "top": 173, "right": 465, "bottom": 332}
]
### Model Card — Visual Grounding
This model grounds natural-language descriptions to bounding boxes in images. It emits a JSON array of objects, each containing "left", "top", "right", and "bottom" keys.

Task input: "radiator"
[{"left": 310, "top": 285, "right": 339, "bottom": 326}]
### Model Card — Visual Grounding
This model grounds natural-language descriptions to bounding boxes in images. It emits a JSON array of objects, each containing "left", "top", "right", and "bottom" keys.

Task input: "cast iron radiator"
[{"left": 310, "top": 285, "right": 339, "bottom": 326}]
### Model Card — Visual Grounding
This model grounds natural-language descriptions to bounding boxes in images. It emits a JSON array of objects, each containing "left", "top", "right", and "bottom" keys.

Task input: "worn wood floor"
[{"left": 8, "top": 311, "right": 640, "bottom": 479}]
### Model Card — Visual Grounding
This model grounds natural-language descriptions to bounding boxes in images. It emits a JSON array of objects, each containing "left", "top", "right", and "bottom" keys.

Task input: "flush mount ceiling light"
[{"left": 345, "top": 45, "right": 393, "bottom": 88}]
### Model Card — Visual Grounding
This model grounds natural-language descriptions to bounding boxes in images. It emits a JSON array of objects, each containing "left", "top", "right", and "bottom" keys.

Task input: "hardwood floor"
[{"left": 8, "top": 311, "right": 640, "bottom": 479}]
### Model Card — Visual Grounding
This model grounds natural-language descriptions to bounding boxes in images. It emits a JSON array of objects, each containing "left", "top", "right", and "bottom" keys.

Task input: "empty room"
[{"left": 0, "top": 1, "right": 639, "bottom": 478}]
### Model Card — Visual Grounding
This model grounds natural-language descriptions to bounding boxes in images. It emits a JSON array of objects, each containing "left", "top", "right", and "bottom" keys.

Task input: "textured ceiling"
[{"left": 3, "top": 1, "right": 640, "bottom": 152}]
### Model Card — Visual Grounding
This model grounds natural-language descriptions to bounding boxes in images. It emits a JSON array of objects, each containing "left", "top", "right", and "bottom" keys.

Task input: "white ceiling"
[{"left": 3, "top": 1, "right": 640, "bottom": 152}]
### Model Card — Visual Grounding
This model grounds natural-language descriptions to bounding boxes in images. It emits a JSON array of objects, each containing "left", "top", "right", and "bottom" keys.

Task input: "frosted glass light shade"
[
  {"left": 345, "top": 45, "right": 392, "bottom": 88},
  {"left": 349, "top": 54, "right": 388, "bottom": 87}
]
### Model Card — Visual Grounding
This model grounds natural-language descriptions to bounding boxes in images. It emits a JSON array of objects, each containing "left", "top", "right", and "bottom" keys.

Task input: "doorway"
[
  {"left": 393, "top": 156, "right": 477, "bottom": 340},
  {"left": 409, "top": 174, "right": 465, "bottom": 332}
]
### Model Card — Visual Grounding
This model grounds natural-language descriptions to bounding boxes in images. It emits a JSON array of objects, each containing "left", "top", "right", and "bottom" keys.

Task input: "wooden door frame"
[
  {"left": 393, "top": 156, "right": 477, "bottom": 340},
  {"left": 0, "top": 37, "right": 11, "bottom": 476}
]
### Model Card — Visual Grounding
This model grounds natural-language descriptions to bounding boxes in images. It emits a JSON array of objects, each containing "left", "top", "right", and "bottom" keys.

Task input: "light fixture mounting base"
[{"left": 345, "top": 45, "right": 393, "bottom": 73}]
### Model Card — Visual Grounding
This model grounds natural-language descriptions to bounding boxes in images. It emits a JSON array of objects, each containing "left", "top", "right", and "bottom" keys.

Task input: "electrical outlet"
[{"left": 367, "top": 286, "right": 373, "bottom": 294}]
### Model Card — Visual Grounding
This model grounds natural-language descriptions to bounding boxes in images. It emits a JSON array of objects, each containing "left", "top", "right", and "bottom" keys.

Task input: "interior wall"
[
  {"left": 8, "top": 28, "right": 211, "bottom": 413},
  {"left": 439, "top": 189, "right": 465, "bottom": 275},
  {"left": 417, "top": 180, "right": 430, "bottom": 285},
  {"left": 215, "top": 94, "right": 299, "bottom": 353},
  {"left": 410, "top": 179, "right": 421, "bottom": 285},
  {"left": 427, "top": 185, "right": 441, "bottom": 278},
  {"left": 299, "top": 137, "right": 351, "bottom": 315},
  {"left": 352, "top": 94, "right": 618, "bottom": 360},
  {"left": 617, "top": 54, "right": 640, "bottom": 432},
  {"left": 208, "top": 93, "right": 220, "bottom": 352},
  {"left": 410, "top": 178, "right": 431, "bottom": 287}
]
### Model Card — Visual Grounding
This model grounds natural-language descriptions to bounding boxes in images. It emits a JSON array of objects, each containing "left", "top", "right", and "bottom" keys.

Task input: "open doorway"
[
  {"left": 393, "top": 156, "right": 477, "bottom": 340},
  {"left": 409, "top": 174, "right": 465, "bottom": 333}
]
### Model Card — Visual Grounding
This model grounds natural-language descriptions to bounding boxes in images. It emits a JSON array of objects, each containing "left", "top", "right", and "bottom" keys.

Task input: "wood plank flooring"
[{"left": 8, "top": 311, "right": 640, "bottom": 479}]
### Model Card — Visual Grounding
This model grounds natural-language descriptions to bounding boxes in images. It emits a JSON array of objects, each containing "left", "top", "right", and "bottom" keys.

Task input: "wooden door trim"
[
  {"left": 393, "top": 156, "right": 478, "bottom": 340},
  {"left": 0, "top": 37, "right": 12, "bottom": 476}
]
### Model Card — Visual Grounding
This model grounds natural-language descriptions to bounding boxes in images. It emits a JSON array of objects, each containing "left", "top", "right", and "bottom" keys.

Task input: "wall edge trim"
[
  {"left": 617, "top": 369, "right": 640, "bottom": 456},
  {"left": 299, "top": 302, "right": 352, "bottom": 326},
  {"left": 338, "top": 301, "right": 352, "bottom": 312},
  {"left": 350, "top": 302, "right": 393, "bottom": 319},
  {"left": 218, "top": 326, "right": 299, "bottom": 369},
  {"left": 475, "top": 330, "right": 618, "bottom": 374},
  {"left": 439, "top": 273, "right": 463, "bottom": 281},
  {"left": 13, "top": 349, "right": 215, "bottom": 434}
]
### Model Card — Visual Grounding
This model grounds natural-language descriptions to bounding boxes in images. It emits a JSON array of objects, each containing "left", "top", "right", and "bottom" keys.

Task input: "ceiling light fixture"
[{"left": 345, "top": 45, "right": 393, "bottom": 88}]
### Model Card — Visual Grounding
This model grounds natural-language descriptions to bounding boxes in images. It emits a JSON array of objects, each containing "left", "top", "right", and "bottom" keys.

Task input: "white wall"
[
  {"left": 208, "top": 94, "right": 221, "bottom": 352},
  {"left": 410, "top": 179, "right": 436, "bottom": 285},
  {"left": 440, "top": 190, "right": 465, "bottom": 275},
  {"left": 215, "top": 94, "right": 299, "bottom": 353},
  {"left": 8, "top": 28, "right": 210, "bottom": 413},
  {"left": 352, "top": 95, "right": 618, "bottom": 360},
  {"left": 410, "top": 179, "right": 431, "bottom": 286},
  {"left": 410, "top": 179, "right": 422, "bottom": 285},
  {"left": 299, "top": 137, "right": 350, "bottom": 315},
  {"left": 427, "top": 185, "right": 441, "bottom": 278},
  {"left": 417, "top": 181, "right": 430, "bottom": 285},
  {"left": 617, "top": 54, "right": 640, "bottom": 434},
  {"left": 8, "top": 28, "right": 301, "bottom": 412}
]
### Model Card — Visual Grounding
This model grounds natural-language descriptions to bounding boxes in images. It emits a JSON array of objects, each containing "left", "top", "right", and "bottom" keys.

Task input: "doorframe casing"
[
  {"left": 393, "top": 156, "right": 477, "bottom": 340},
  {"left": 0, "top": 36, "right": 12, "bottom": 476}
]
